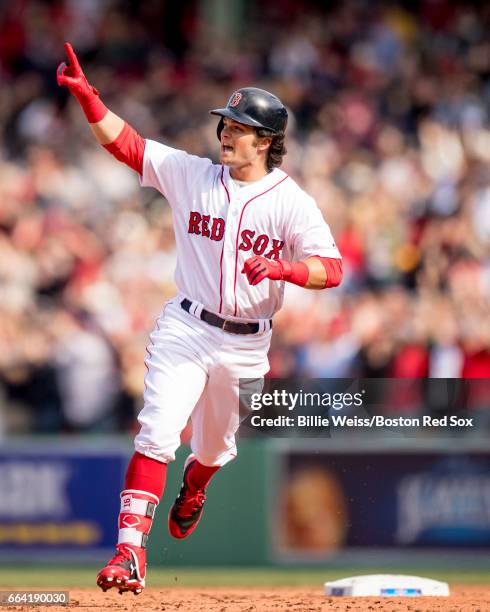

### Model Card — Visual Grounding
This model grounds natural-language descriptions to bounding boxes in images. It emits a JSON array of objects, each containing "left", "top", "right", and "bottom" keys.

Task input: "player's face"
[{"left": 220, "top": 118, "right": 271, "bottom": 171}]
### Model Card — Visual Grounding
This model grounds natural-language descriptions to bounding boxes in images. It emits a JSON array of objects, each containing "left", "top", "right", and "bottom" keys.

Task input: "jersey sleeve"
[
  {"left": 139, "top": 139, "right": 211, "bottom": 207},
  {"left": 288, "top": 195, "right": 341, "bottom": 261}
]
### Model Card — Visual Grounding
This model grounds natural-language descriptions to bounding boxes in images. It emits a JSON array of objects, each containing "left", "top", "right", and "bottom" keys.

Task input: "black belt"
[{"left": 181, "top": 299, "right": 271, "bottom": 335}]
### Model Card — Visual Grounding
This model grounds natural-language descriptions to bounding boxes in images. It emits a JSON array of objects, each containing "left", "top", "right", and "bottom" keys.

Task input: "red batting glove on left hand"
[
  {"left": 242, "top": 256, "right": 291, "bottom": 286},
  {"left": 57, "top": 42, "right": 107, "bottom": 123},
  {"left": 57, "top": 43, "right": 97, "bottom": 101}
]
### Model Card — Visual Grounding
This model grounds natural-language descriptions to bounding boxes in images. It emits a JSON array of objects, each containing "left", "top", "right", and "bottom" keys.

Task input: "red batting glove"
[
  {"left": 57, "top": 42, "right": 108, "bottom": 123},
  {"left": 242, "top": 256, "right": 292, "bottom": 286}
]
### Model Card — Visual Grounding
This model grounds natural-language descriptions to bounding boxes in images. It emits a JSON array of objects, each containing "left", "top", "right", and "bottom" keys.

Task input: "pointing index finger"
[{"left": 64, "top": 42, "right": 81, "bottom": 70}]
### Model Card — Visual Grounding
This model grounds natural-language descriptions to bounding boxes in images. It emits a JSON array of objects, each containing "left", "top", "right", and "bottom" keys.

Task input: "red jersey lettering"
[
  {"left": 265, "top": 239, "right": 284, "bottom": 260},
  {"left": 253, "top": 234, "right": 269, "bottom": 255},
  {"left": 239, "top": 229, "right": 255, "bottom": 251},
  {"left": 188, "top": 212, "right": 225, "bottom": 242},
  {"left": 188, "top": 211, "right": 201, "bottom": 235},
  {"left": 201, "top": 215, "right": 211, "bottom": 237},
  {"left": 211, "top": 218, "right": 225, "bottom": 241}
]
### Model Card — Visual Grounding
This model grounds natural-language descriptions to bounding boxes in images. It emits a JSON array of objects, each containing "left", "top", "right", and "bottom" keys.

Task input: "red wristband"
[
  {"left": 280, "top": 260, "right": 309, "bottom": 287},
  {"left": 314, "top": 256, "right": 343, "bottom": 288},
  {"left": 73, "top": 87, "right": 108, "bottom": 123}
]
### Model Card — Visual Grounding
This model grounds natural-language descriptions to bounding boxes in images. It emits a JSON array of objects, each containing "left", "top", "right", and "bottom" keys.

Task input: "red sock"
[
  {"left": 187, "top": 460, "right": 220, "bottom": 491},
  {"left": 124, "top": 451, "right": 167, "bottom": 500}
]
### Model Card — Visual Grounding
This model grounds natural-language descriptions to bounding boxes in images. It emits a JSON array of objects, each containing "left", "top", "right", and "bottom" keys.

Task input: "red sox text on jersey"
[{"left": 188, "top": 211, "right": 285, "bottom": 260}]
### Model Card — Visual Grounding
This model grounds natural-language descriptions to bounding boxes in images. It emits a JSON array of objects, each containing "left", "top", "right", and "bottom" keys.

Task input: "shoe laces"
[
  {"left": 176, "top": 487, "right": 206, "bottom": 517},
  {"left": 108, "top": 545, "right": 133, "bottom": 566}
]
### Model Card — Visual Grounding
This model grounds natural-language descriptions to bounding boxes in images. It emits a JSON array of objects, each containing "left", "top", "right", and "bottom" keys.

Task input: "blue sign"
[
  {"left": 274, "top": 448, "right": 490, "bottom": 558},
  {"left": 0, "top": 446, "right": 129, "bottom": 556}
]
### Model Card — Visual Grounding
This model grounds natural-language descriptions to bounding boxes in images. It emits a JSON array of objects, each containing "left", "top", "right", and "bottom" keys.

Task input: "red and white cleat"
[
  {"left": 168, "top": 460, "right": 207, "bottom": 539},
  {"left": 97, "top": 543, "right": 146, "bottom": 595},
  {"left": 97, "top": 488, "right": 158, "bottom": 595}
]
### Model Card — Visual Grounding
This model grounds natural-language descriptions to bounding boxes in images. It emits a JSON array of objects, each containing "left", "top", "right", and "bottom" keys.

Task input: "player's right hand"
[
  {"left": 57, "top": 42, "right": 99, "bottom": 99},
  {"left": 242, "top": 255, "right": 286, "bottom": 285}
]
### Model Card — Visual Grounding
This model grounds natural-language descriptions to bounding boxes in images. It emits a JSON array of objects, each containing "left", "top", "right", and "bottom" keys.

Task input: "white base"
[{"left": 324, "top": 574, "right": 450, "bottom": 597}]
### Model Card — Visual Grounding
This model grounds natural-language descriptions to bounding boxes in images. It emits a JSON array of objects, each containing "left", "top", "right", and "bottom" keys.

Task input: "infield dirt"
[{"left": 5, "top": 585, "right": 489, "bottom": 611}]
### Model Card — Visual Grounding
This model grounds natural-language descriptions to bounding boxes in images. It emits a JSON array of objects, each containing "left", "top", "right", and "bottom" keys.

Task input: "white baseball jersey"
[{"left": 140, "top": 139, "right": 341, "bottom": 320}]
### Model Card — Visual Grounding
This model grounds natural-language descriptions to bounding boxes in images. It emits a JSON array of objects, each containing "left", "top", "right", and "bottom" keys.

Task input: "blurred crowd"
[{"left": 0, "top": 0, "right": 489, "bottom": 435}]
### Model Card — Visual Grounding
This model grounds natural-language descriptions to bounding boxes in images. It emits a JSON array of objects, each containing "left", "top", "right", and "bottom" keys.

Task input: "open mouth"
[{"left": 222, "top": 145, "right": 234, "bottom": 153}]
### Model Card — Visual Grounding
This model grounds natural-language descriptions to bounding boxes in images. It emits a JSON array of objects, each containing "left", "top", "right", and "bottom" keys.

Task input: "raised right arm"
[
  {"left": 90, "top": 110, "right": 125, "bottom": 145},
  {"left": 57, "top": 42, "right": 145, "bottom": 174}
]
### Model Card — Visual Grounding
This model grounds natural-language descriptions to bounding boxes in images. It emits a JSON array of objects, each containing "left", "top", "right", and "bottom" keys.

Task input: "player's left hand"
[
  {"left": 57, "top": 42, "right": 99, "bottom": 100},
  {"left": 242, "top": 255, "right": 289, "bottom": 285}
]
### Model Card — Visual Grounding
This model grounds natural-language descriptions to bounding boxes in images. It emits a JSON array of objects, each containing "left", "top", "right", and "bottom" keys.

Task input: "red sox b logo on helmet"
[{"left": 230, "top": 92, "right": 242, "bottom": 107}]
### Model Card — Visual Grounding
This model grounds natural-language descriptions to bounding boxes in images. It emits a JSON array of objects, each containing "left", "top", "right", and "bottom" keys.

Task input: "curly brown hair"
[{"left": 255, "top": 128, "right": 287, "bottom": 171}]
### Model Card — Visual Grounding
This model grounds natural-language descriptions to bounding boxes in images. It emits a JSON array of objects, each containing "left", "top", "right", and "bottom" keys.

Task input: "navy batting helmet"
[{"left": 210, "top": 87, "right": 288, "bottom": 138}]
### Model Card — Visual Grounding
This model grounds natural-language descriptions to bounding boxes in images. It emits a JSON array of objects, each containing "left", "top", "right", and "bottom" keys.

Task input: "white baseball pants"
[{"left": 134, "top": 298, "right": 271, "bottom": 466}]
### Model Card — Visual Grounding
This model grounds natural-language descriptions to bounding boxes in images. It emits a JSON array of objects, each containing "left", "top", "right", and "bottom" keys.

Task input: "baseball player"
[{"left": 57, "top": 43, "right": 342, "bottom": 595}]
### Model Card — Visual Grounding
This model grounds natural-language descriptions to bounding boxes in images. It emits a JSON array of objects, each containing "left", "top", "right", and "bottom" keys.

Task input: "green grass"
[{"left": 0, "top": 567, "right": 489, "bottom": 589}]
